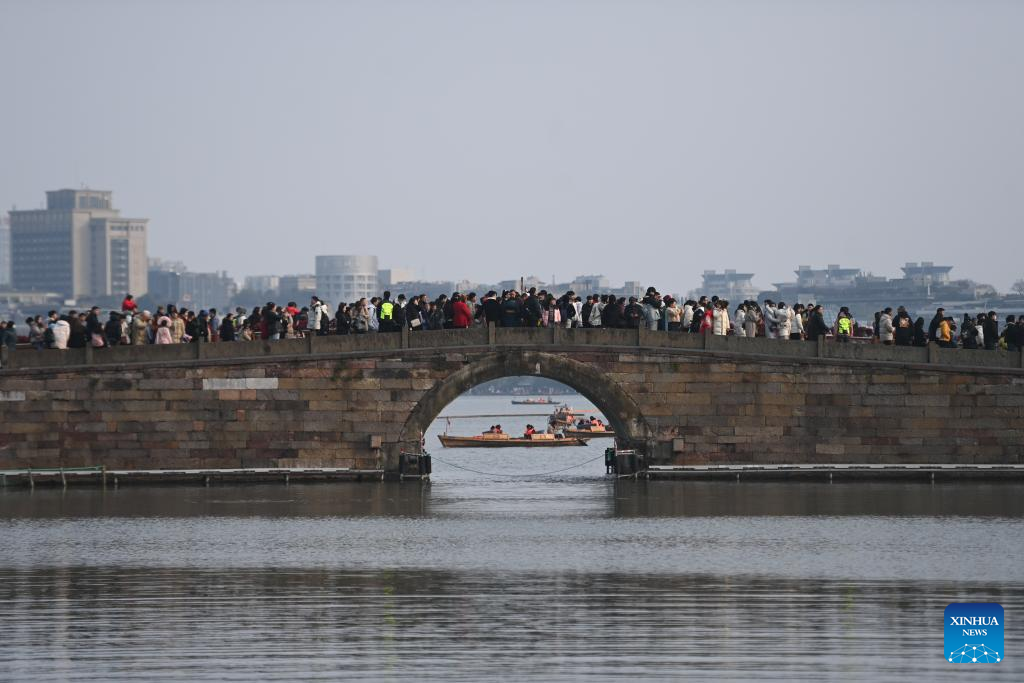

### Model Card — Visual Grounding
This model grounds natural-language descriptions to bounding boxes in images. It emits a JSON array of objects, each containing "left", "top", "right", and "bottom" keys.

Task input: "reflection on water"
[{"left": 1, "top": 396, "right": 1022, "bottom": 680}]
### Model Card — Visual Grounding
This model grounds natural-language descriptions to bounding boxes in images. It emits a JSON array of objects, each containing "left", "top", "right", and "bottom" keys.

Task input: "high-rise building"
[
  {"left": 147, "top": 259, "right": 237, "bottom": 311},
  {"left": 378, "top": 268, "right": 417, "bottom": 287},
  {"left": 0, "top": 219, "right": 10, "bottom": 288},
  {"left": 277, "top": 274, "right": 317, "bottom": 303},
  {"left": 243, "top": 275, "right": 280, "bottom": 294},
  {"left": 700, "top": 270, "right": 759, "bottom": 301},
  {"left": 8, "top": 189, "right": 148, "bottom": 299},
  {"left": 316, "top": 255, "right": 378, "bottom": 304}
]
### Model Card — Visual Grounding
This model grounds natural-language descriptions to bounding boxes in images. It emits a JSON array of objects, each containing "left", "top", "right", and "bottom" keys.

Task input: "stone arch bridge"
[{"left": 1, "top": 326, "right": 1022, "bottom": 475}]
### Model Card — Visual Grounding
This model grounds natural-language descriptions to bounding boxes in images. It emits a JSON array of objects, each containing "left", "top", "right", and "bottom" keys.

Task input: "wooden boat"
[
  {"left": 563, "top": 427, "right": 615, "bottom": 438},
  {"left": 438, "top": 433, "right": 590, "bottom": 448},
  {"left": 511, "top": 397, "right": 558, "bottom": 405}
]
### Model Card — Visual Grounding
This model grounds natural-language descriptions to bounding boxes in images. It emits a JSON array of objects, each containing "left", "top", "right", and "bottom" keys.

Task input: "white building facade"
[{"left": 316, "top": 255, "right": 378, "bottom": 304}]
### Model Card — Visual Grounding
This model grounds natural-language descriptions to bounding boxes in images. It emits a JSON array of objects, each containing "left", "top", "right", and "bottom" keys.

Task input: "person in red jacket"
[
  {"left": 121, "top": 294, "right": 138, "bottom": 314},
  {"left": 452, "top": 293, "right": 473, "bottom": 329}
]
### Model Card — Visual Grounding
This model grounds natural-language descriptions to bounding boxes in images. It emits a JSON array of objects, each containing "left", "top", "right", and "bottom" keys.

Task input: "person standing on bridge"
[
  {"left": 834, "top": 308, "right": 854, "bottom": 343},
  {"left": 775, "top": 302, "right": 792, "bottom": 339},
  {"left": 500, "top": 292, "right": 523, "bottom": 327},
  {"left": 479, "top": 291, "right": 501, "bottom": 326},
  {"left": 893, "top": 307, "right": 913, "bottom": 346},
  {"left": 351, "top": 299, "right": 370, "bottom": 334},
  {"left": 712, "top": 300, "right": 730, "bottom": 335},
  {"left": 219, "top": 313, "right": 236, "bottom": 342},
  {"left": 790, "top": 304, "right": 806, "bottom": 340},
  {"left": 588, "top": 295, "right": 605, "bottom": 328},
  {"left": 377, "top": 292, "right": 396, "bottom": 333},
  {"left": 49, "top": 312, "right": 70, "bottom": 350},
  {"left": 309, "top": 296, "right": 326, "bottom": 336},
  {"left": 155, "top": 317, "right": 173, "bottom": 344},
  {"left": 983, "top": 311, "right": 999, "bottom": 350},
  {"left": 878, "top": 308, "right": 895, "bottom": 345},
  {"left": 334, "top": 303, "right": 352, "bottom": 335},
  {"left": 665, "top": 298, "right": 683, "bottom": 331},
  {"left": 806, "top": 305, "right": 828, "bottom": 342},
  {"left": 170, "top": 310, "right": 185, "bottom": 344},
  {"left": 733, "top": 304, "right": 746, "bottom": 337},
  {"left": 641, "top": 288, "right": 663, "bottom": 331},
  {"left": 452, "top": 293, "right": 473, "bottom": 328},
  {"left": 928, "top": 308, "right": 945, "bottom": 343},
  {"left": 131, "top": 311, "right": 150, "bottom": 346},
  {"left": 1004, "top": 315, "right": 1021, "bottom": 351},
  {"left": 367, "top": 298, "right": 379, "bottom": 333}
]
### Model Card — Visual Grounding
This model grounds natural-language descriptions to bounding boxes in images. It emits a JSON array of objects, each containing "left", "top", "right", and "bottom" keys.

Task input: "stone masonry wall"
[{"left": 0, "top": 329, "right": 1022, "bottom": 472}]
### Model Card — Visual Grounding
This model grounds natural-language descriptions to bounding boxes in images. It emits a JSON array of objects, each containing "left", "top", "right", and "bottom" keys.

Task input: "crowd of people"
[{"left": 4, "top": 288, "right": 1024, "bottom": 353}]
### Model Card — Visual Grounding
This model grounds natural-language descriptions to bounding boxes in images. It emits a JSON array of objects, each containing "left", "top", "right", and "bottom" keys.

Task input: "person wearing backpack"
[
  {"left": 641, "top": 289, "right": 662, "bottom": 331},
  {"left": 378, "top": 291, "right": 397, "bottom": 333},
  {"left": 893, "top": 307, "right": 914, "bottom": 346},
  {"left": 522, "top": 288, "right": 543, "bottom": 327},
  {"left": 835, "top": 308, "right": 854, "bottom": 343}
]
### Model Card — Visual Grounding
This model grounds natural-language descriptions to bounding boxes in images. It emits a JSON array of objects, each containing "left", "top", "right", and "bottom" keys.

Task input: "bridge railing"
[{"left": 1, "top": 325, "right": 1023, "bottom": 372}]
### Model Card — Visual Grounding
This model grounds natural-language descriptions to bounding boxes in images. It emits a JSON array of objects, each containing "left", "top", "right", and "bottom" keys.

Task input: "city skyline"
[{"left": 2, "top": 1, "right": 1022, "bottom": 293}]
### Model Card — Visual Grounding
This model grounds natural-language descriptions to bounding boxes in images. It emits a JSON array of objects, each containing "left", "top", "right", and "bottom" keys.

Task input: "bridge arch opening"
[{"left": 396, "top": 350, "right": 653, "bottom": 461}]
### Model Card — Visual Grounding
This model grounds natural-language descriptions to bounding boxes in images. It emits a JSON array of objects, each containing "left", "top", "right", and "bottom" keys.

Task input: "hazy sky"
[{"left": 2, "top": 0, "right": 1022, "bottom": 293}]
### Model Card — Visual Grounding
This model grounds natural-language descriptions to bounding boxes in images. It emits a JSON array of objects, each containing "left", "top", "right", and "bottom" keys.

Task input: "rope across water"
[{"left": 429, "top": 452, "right": 608, "bottom": 478}]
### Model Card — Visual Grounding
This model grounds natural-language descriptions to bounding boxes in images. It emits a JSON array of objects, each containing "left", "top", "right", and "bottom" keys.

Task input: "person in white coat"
[
  {"left": 734, "top": 304, "right": 747, "bottom": 337},
  {"left": 682, "top": 301, "right": 695, "bottom": 331},
  {"left": 879, "top": 307, "right": 895, "bottom": 344},
  {"left": 712, "top": 301, "right": 731, "bottom": 335},
  {"left": 775, "top": 303, "right": 792, "bottom": 340},
  {"left": 50, "top": 315, "right": 70, "bottom": 350},
  {"left": 762, "top": 300, "right": 779, "bottom": 339},
  {"left": 790, "top": 304, "right": 806, "bottom": 340}
]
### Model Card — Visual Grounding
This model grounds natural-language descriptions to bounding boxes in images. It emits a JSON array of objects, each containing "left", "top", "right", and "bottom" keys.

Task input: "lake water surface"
[{"left": 1, "top": 395, "right": 1022, "bottom": 680}]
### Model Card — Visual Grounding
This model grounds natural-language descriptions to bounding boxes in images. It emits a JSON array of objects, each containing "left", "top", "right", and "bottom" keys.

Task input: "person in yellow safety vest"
[
  {"left": 835, "top": 307, "right": 854, "bottom": 343},
  {"left": 378, "top": 291, "right": 396, "bottom": 333}
]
